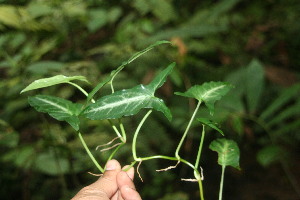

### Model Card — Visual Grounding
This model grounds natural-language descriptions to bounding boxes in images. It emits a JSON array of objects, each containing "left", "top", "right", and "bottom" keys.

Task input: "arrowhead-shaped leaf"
[
  {"left": 21, "top": 75, "right": 89, "bottom": 93},
  {"left": 175, "top": 82, "right": 232, "bottom": 115},
  {"left": 28, "top": 95, "right": 82, "bottom": 130},
  {"left": 87, "top": 66, "right": 124, "bottom": 103},
  {"left": 83, "top": 84, "right": 172, "bottom": 121},
  {"left": 209, "top": 138, "right": 240, "bottom": 169},
  {"left": 125, "top": 40, "right": 171, "bottom": 65},
  {"left": 86, "top": 41, "right": 172, "bottom": 102},
  {"left": 147, "top": 62, "right": 175, "bottom": 92},
  {"left": 197, "top": 118, "right": 224, "bottom": 136}
]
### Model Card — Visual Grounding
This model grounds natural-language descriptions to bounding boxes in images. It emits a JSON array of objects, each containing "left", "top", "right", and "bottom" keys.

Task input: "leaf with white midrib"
[
  {"left": 83, "top": 63, "right": 174, "bottom": 121},
  {"left": 28, "top": 95, "right": 82, "bottom": 130},
  {"left": 175, "top": 81, "right": 232, "bottom": 115},
  {"left": 83, "top": 85, "right": 171, "bottom": 121},
  {"left": 21, "top": 75, "right": 89, "bottom": 93},
  {"left": 209, "top": 138, "right": 240, "bottom": 169}
]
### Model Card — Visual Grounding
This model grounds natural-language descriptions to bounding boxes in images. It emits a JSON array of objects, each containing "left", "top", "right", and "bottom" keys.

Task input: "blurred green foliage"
[{"left": 0, "top": 0, "right": 300, "bottom": 199}]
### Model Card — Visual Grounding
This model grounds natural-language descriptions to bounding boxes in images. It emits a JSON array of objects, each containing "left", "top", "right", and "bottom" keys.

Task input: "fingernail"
[{"left": 105, "top": 160, "right": 116, "bottom": 171}]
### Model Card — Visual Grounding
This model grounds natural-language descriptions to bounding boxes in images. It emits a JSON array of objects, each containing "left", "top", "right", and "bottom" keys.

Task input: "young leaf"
[
  {"left": 87, "top": 41, "right": 172, "bottom": 101},
  {"left": 83, "top": 84, "right": 172, "bottom": 121},
  {"left": 175, "top": 82, "right": 232, "bottom": 115},
  {"left": 147, "top": 62, "right": 175, "bottom": 92},
  {"left": 87, "top": 65, "right": 124, "bottom": 103},
  {"left": 28, "top": 95, "right": 82, "bottom": 130},
  {"left": 209, "top": 138, "right": 240, "bottom": 169},
  {"left": 125, "top": 40, "right": 171, "bottom": 65},
  {"left": 21, "top": 75, "right": 89, "bottom": 93},
  {"left": 197, "top": 118, "right": 224, "bottom": 136},
  {"left": 245, "top": 59, "right": 264, "bottom": 113}
]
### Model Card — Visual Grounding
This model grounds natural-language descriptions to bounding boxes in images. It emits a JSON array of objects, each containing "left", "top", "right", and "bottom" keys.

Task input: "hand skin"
[{"left": 72, "top": 160, "right": 142, "bottom": 200}]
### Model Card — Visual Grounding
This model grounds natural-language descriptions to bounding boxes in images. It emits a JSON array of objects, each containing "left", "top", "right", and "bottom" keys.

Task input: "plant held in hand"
[{"left": 21, "top": 41, "right": 240, "bottom": 200}]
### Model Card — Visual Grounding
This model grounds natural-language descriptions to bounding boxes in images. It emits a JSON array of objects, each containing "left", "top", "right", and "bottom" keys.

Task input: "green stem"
[
  {"left": 68, "top": 82, "right": 95, "bottom": 103},
  {"left": 78, "top": 132, "right": 104, "bottom": 173},
  {"left": 198, "top": 176, "right": 205, "bottom": 200},
  {"left": 194, "top": 125, "right": 206, "bottom": 200},
  {"left": 175, "top": 101, "right": 202, "bottom": 159},
  {"left": 108, "top": 120, "right": 123, "bottom": 139},
  {"left": 195, "top": 125, "right": 205, "bottom": 169},
  {"left": 107, "top": 143, "right": 125, "bottom": 163},
  {"left": 119, "top": 120, "right": 127, "bottom": 142},
  {"left": 110, "top": 66, "right": 125, "bottom": 93},
  {"left": 138, "top": 155, "right": 195, "bottom": 170},
  {"left": 132, "top": 110, "right": 153, "bottom": 160},
  {"left": 219, "top": 165, "right": 226, "bottom": 200}
]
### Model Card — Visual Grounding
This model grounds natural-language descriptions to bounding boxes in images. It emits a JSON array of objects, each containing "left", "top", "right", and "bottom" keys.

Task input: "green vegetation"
[{"left": 1, "top": 0, "right": 300, "bottom": 199}]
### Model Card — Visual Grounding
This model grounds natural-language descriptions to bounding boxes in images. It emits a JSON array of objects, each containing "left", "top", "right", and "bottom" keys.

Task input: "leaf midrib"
[
  {"left": 87, "top": 95, "right": 152, "bottom": 113},
  {"left": 36, "top": 96, "right": 72, "bottom": 115},
  {"left": 202, "top": 85, "right": 226, "bottom": 99}
]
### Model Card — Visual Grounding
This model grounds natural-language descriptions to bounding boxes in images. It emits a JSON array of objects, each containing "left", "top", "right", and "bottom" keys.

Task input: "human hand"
[{"left": 72, "top": 160, "right": 142, "bottom": 200}]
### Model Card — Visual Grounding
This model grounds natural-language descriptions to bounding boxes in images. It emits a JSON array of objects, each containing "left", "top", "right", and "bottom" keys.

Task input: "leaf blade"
[
  {"left": 83, "top": 85, "right": 172, "bottom": 121},
  {"left": 147, "top": 62, "right": 175, "bottom": 92},
  {"left": 197, "top": 118, "right": 224, "bottom": 136},
  {"left": 209, "top": 138, "right": 240, "bottom": 169},
  {"left": 87, "top": 66, "right": 124, "bottom": 103},
  {"left": 21, "top": 75, "right": 89, "bottom": 93},
  {"left": 28, "top": 95, "right": 82, "bottom": 130},
  {"left": 175, "top": 82, "right": 232, "bottom": 115}
]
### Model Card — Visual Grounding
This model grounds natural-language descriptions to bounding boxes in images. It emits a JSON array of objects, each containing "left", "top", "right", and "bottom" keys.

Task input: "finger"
[
  {"left": 72, "top": 160, "right": 121, "bottom": 200},
  {"left": 117, "top": 169, "right": 142, "bottom": 200},
  {"left": 122, "top": 165, "right": 135, "bottom": 180},
  {"left": 117, "top": 170, "right": 135, "bottom": 190},
  {"left": 119, "top": 185, "right": 142, "bottom": 200}
]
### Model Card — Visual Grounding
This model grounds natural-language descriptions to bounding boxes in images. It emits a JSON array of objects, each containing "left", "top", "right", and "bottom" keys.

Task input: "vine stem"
[
  {"left": 78, "top": 132, "right": 104, "bottom": 173},
  {"left": 135, "top": 155, "right": 205, "bottom": 200},
  {"left": 195, "top": 125, "right": 206, "bottom": 200},
  {"left": 219, "top": 165, "right": 226, "bottom": 200},
  {"left": 67, "top": 82, "right": 95, "bottom": 103},
  {"left": 195, "top": 125, "right": 205, "bottom": 169},
  {"left": 132, "top": 110, "right": 153, "bottom": 160},
  {"left": 175, "top": 101, "right": 202, "bottom": 159}
]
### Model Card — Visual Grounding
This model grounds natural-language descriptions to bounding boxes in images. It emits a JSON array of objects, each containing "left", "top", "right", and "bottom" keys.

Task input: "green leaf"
[
  {"left": 87, "top": 41, "right": 172, "bottom": 102},
  {"left": 147, "top": 62, "right": 175, "bottom": 91},
  {"left": 26, "top": 61, "right": 64, "bottom": 75},
  {"left": 257, "top": 145, "right": 284, "bottom": 167},
  {"left": 34, "top": 151, "right": 70, "bottom": 175},
  {"left": 260, "top": 83, "right": 300, "bottom": 120},
  {"left": 21, "top": 75, "right": 89, "bottom": 93},
  {"left": 28, "top": 95, "right": 82, "bottom": 130},
  {"left": 266, "top": 102, "right": 300, "bottom": 127},
  {"left": 209, "top": 138, "right": 240, "bottom": 169},
  {"left": 87, "top": 65, "right": 124, "bottom": 103},
  {"left": 175, "top": 82, "right": 232, "bottom": 115},
  {"left": 197, "top": 118, "right": 224, "bottom": 136},
  {"left": 83, "top": 84, "right": 172, "bottom": 121},
  {"left": 245, "top": 59, "right": 264, "bottom": 113},
  {"left": 125, "top": 40, "right": 171, "bottom": 65}
]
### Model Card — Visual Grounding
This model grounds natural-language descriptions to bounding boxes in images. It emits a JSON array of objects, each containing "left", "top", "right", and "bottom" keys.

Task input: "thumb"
[{"left": 72, "top": 160, "right": 121, "bottom": 200}]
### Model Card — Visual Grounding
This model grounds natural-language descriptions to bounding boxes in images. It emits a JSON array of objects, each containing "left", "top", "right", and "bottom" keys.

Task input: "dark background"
[{"left": 0, "top": 0, "right": 300, "bottom": 199}]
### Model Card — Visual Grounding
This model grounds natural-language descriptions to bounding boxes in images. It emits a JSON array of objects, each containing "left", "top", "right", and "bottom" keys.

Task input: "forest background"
[{"left": 0, "top": 0, "right": 300, "bottom": 199}]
